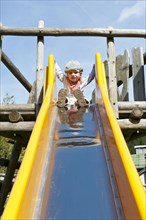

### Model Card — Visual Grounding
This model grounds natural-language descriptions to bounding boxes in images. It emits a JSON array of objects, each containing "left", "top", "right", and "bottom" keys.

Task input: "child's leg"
[
  {"left": 57, "top": 88, "right": 68, "bottom": 107},
  {"left": 72, "top": 89, "right": 89, "bottom": 107}
]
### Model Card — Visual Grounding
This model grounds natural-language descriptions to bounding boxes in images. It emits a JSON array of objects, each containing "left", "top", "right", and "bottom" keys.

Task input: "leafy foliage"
[
  {"left": 0, "top": 136, "right": 13, "bottom": 173},
  {"left": 0, "top": 93, "right": 15, "bottom": 173},
  {"left": 1, "top": 93, "right": 15, "bottom": 105}
]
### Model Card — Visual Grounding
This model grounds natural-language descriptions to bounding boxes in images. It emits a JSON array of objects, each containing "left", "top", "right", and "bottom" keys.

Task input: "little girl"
[{"left": 55, "top": 60, "right": 95, "bottom": 108}]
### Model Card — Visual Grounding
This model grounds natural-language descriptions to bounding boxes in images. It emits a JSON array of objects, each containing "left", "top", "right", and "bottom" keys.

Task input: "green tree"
[
  {"left": 0, "top": 137, "right": 13, "bottom": 173},
  {"left": 2, "top": 93, "right": 15, "bottom": 104},
  {"left": 0, "top": 93, "right": 15, "bottom": 172}
]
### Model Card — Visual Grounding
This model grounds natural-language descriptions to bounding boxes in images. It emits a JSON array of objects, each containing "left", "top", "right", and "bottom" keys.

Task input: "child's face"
[{"left": 66, "top": 70, "right": 81, "bottom": 83}]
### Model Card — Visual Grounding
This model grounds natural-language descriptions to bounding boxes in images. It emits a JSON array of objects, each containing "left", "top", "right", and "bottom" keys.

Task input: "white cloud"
[{"left": 118, "top": 1, "right": 145, "bottom": 22}]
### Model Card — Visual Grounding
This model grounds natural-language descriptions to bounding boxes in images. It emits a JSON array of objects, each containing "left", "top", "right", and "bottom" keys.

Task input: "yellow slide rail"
[
  {"left": 95, "top": 53, "right": 146, "bottom": 220},
  {"left": 2, "top": 55, "right": 56, "bottom": 219}
]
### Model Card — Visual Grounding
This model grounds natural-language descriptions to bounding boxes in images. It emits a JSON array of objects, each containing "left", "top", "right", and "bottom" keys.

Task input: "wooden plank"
[
  {"left": 0, "top": 113, "right": 35, "bottom": 122},
  {"left": 118, "top": 119, "right": 146, "bottom": 129},
  {"left": 0, "top": 104, "right": 35, "bottom": 111},
  {"left": 0, "top": 111, "right": 35, "bottom": 116},
  {"left": 36, "top": 20, "right": 44, "bottom": 114},
  {"left": 0, "top": 104, "right": 35, "bottom": 122},
  {"left": 27, "top": 81, "right": 36, "bottom": 104},
  {"left": 0, "top": 26, "right": 146, "bottom": 37},
  {"left": 116, "top": 50, "right": 130, "bottom": 101},
  {"left": 107, "top": 37, "right": 118, "bottom": 118},
  {"left": 0, "top": 122, "right": 35, "bottom": 131},
  {"left": 8, "top": 111, "right": 24, "bottom": 123},
  {"left": 118, "top": 101, "right": 146, "bottom": 110},
  {"left": 129, "top": 49, "right": 146, "bottom": 77},
  {"left": 104, "top": 60, "right": 109, "bottom": 92},
  {"left": 118, "top": 101, "right": 146, "bottom": 119},
  {"left": 1, "top": 51, "right": 32, "bottom": 92},
  {"left": 129, "top": 107, "right": 143, "bottom": 121},
  {"left": 132, "top": 47, "right": 146, "bottom": 101}
]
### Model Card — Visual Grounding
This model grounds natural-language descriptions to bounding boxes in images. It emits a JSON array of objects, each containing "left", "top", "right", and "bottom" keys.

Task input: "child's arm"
[
  {"left": 54, "top": 61, "right": 64, "bottom": 82},
  {"left": 80, "top": 64, "right": 95, "bottom": 89}
]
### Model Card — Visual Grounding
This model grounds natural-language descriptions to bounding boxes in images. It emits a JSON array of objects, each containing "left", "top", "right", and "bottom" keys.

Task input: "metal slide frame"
[
  {"left": 95, "top": 53, "right": 146, "bottom": 219},
  {"left": 1, "top": 55, "right": 57, "bottom": 219},
  {"left": 1, "top": 54, "right": 146, "bottom": 219}
]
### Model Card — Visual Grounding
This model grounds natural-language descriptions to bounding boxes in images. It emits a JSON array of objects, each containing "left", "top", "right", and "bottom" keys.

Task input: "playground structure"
[{"left": 0, "top": 21, "right": 146, "bottom": 218}]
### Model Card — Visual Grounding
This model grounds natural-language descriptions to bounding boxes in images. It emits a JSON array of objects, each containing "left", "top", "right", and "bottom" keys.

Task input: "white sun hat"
[{"left": 64, "top": 60, "right": 83, "bottom": 73}]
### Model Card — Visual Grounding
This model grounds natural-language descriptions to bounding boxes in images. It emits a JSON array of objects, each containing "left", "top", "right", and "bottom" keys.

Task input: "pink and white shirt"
[{"left": 55, "top": 62, "right": 95, "bottom": 95}]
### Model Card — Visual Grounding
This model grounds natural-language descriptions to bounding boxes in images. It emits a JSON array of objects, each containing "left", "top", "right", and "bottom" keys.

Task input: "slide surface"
[
  {"left": 44, "top": 106, "right": 123, "bottom": 220},
  {"left": 1, "top": 54, "right": 146, "bottom": 220}
]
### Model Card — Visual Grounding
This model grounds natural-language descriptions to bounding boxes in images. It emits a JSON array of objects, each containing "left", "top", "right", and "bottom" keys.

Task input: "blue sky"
[{"left": 0, "top": 0, "right": 146, "bottom": 103}]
